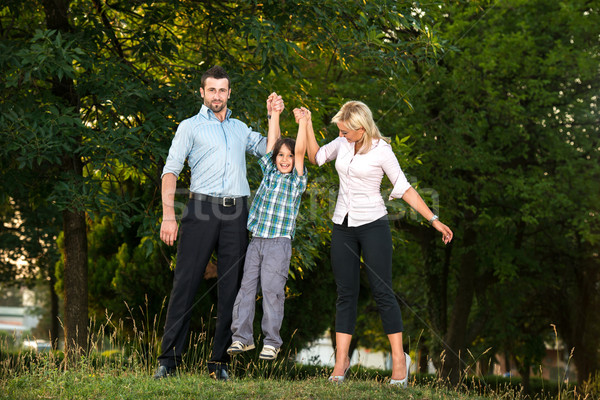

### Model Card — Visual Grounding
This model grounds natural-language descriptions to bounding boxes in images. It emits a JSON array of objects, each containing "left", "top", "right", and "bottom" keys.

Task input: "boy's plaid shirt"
[{"left": 247, "top": 152, "right": 307, "bottom": 239}]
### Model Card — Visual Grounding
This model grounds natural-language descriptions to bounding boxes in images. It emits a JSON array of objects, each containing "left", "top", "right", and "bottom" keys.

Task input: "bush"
[
  {"left": 0, "top": 349, "right": 64, "bottom": 378},
  {"left": 416, "top": 373, "right": 578, "bottom": 400},
  {"left": 581, "top": 371, "right": 600, "bottom": 400},
  {"left": 0, "top": 331, "right": 18, "bottom": 351}
]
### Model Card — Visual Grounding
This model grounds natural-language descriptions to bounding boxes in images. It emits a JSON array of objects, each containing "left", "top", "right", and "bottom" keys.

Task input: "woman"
[{"left": 305, "top": 101, "right": 453, "bottom": 387}]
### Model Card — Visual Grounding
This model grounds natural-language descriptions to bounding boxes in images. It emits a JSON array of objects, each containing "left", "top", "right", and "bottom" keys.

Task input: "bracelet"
[{"left": 429, "top": 215, "right": 439, "bottom": 224}]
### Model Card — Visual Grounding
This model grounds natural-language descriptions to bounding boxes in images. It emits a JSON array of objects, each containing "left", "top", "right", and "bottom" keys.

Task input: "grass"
[
  {"left": 0, "top": 307, "right": 597, "bottom": 400},
  {"left": 0, "top": 367, "right": 503, "bottom": 400},
  {"left": 0, "top": 350, "right": 593, "bottom": 400}
]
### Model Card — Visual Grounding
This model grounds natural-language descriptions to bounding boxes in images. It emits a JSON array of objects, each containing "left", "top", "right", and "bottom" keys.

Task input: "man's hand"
[
  {"left": 267, "top": 92, "right": 284, "bottom": 115},
  {"left": 160, "top": 219, "right": 179, "bottom": 246}
]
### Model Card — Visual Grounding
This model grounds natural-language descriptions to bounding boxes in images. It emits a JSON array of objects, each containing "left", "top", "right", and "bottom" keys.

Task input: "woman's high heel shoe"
[
  {"left": 389, "top": 353, "right": 411, "bottom": 388},
  {"left": 328, "top": 360, "right": 350, "bottom": 384}
]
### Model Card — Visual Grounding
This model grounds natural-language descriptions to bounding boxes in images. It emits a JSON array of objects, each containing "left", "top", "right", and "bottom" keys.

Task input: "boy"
[{"left": 227, "top": 107, "right": 310, "bottom": 360}]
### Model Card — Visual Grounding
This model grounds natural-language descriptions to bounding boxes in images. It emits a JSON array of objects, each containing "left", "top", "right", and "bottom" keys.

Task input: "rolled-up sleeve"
[
  {"left": 162, "top": 120, "right": 193, "bottom": 179},
  {"left": 293, "top": 168, "right": 308, "bottom": 192},
  {"left": 315, "top": 137, "right": 343, "bottom": 166},
  {"left": 258, "top": 152, "right": 276, "bottom": 174},
  {"left": 246, "top": 126, "right": 267, "bottom": 157},
  {"left": 380, "top": 145, "right": 411, "bottom": 200}
]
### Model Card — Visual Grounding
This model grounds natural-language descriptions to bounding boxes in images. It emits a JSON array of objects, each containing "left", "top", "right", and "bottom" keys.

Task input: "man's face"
[{"left": 200, "top": 77, "right": 231, "bottom": 114}]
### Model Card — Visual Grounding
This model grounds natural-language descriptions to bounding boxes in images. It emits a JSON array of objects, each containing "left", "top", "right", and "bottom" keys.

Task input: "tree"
[
  {"left": 1, "top": 0, "right": 441, "bottom": 359},
  {"left": 397, "top": 0, "right": 600, "bottom": 386},
  {"left": 0, "top": 171, "right": 62, "bottom": 348},
  {"left": 1, "top": 0, "right": 181, "bottom": 355}
]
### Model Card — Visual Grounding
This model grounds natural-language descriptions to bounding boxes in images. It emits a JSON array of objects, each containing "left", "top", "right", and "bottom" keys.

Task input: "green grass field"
[
  {"left": 0, "top": 350, "right": 591, "bottom": 400},
  {"left": 0, "top": 324, "right": 595, "bottom": 400},
  {"left": 1, "top": 369, "right": 529, "bottom": 400}
]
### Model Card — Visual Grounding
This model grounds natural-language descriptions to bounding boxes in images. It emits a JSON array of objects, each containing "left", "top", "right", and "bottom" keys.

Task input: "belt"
[{"left": 189, "top": 192, "right": 245, "bottom": 207}]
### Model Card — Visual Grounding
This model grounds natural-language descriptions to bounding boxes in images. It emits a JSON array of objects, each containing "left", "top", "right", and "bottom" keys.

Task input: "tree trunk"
[
  {"left": 564, "top": 252, "right": 600, "bottom": 383},
  {"left": 62, "top": 208, "right": 88, "bottom": 354},
  {"left": 49, "top": 271, "right": 60, "bottom": 350},
  {"left": 41, "top": 0, "right": 88, "bottom": 357},
  {"left": 516, "top": 359, "right": 531, "bottom": 395},
  {"left": 424, "top": 228, "right": 449, "bottom": 368},
  {"left": 397, "top": 221, "right": 450, "bottom": 373},
  {"left": 555, "top": 242, "right": 600, "bottom": 383},
  {"left": 418, "top": 343, "right": 429, "bottom": 374},
  {"left": 504, "top": 351, "right": 511, "bottom": 375},
  {"left": 440, "top": 220, "right": 477, "bottom": 385}
]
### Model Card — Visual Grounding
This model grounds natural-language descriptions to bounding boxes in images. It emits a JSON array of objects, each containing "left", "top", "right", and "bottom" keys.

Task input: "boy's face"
[{"left": 275, "top": 144, "right": 294, "bottom": 174}]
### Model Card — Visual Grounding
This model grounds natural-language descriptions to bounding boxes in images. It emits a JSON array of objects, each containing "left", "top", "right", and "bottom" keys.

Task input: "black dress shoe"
[
  {"left": 209, "top": 368, "right": 229, "bottom": 381},
  {"left": 153, "top": 365, "right": 176, "bottom": 379}
]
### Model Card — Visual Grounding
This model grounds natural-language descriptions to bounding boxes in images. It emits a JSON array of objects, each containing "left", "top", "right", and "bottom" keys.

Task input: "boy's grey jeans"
[{"left": 231, "top": 237, "right": 292, "bottom": 348}]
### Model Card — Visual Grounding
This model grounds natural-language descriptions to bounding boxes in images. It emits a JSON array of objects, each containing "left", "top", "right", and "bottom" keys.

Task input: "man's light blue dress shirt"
[{"left": 162, "top": 105, "right": 267, "bottom": 197}]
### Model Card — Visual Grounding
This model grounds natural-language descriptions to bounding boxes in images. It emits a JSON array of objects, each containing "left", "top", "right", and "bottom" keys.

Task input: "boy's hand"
[
  {"left": 293, "top": 107, "right": 311, "bottom": 123},
  {"left": 293, "top": 107, "right": 304, "bottom": 123},
  {"left": 301, "top": 107, "right": 311, "bottom": 121}
]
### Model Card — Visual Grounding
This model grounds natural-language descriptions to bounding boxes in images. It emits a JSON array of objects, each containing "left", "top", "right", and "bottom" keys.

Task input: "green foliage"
[
  {"left": 0, "top": 331, "right": 18, "bottom": 351},
  {"left": 392, "top": 0, "right": 600, "bottom": 382},
  {"left": 8, "top": 0, "right": 596, "bottom": 386},
  {"left": 582, "top": 371, "right": 600, "bottom": 399},
  {"left": 1, "top": 0, "right": 442, "bottom": 355}
]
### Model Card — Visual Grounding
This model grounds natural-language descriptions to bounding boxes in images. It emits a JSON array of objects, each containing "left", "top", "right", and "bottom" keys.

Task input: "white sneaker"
[
  {"left": 258, "top": 345, "right": 280, "bottom": 360},
  {"left": 227, "top": 340, "right": 255, "bottom": 355}
]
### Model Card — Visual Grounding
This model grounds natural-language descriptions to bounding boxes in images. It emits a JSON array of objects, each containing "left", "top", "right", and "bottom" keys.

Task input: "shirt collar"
[
  {"left": 199, "top": 104, "right": 232, "bottom": 121},
  {"left": 340, "top": 137, "right": 380, "bottom": 146}
]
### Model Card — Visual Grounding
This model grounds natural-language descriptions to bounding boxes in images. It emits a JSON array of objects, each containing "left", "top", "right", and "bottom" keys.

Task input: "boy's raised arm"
[
  {"left": 294, "top": 108, "right": 308, "bottom": 176},
  {"left": 266, "top": 92, "right": 284, "bottom": 153}
]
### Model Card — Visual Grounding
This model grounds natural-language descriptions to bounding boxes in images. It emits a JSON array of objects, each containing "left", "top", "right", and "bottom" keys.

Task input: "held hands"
[
  {"left": 432, "top": 220, "right": 453, "bottom": 245},
  {"left": 160, "top": 219, "right": 179, "bottom": 246},
  {"left": 267, "top": 92, "right": 285, "bottom": 116},
  {"left": 293, "top": 107, "right": 311, "bottom": 123}
]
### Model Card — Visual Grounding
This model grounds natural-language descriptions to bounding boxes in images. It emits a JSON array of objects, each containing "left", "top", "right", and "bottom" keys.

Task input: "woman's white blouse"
[{"left": 315, "top": 137, "right": 412, "bottom": 227}]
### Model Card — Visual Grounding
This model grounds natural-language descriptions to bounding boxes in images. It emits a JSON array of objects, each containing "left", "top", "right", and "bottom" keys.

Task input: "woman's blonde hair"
[{"left": 331, "top": 100, "right": 390, "bottom": 154}]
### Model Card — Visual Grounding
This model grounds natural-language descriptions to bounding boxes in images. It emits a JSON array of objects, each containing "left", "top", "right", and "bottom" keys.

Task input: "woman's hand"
[
  {"left": 293, "top": 107, "right": 311, "bottom": 123},
  {"left": 432, "top": 220, "right": 453, "bottom": 244},
  {"left": 300, "top": 106, "right": 311, "bottom": 121}
]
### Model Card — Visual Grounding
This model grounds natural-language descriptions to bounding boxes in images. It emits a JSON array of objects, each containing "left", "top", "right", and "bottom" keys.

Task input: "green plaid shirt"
[{"left": 247, "top": 152, "right": 307, "bottom": 239}]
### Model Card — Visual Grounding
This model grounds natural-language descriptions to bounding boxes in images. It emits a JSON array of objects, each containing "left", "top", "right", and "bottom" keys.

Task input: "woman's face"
[{"left": 336, "top": 121, "right": 364, "bottom": 143}]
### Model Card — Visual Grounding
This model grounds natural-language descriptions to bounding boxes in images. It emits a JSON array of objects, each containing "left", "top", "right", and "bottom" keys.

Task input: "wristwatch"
[{"left": 429, "top": 215, "right": 439, "bottom": 224}]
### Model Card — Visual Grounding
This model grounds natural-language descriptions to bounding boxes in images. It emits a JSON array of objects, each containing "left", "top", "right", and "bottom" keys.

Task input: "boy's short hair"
[{"left": 271, "top": 138, "right": 296, "bottom": 165}]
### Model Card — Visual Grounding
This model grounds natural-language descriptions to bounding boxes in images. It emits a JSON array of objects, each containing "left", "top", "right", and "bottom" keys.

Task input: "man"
[{"left": 154, "top": 65, "right": 284, "bottom": 380}]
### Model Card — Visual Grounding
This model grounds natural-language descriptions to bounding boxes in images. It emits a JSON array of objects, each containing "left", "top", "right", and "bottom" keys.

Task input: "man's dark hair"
[
  {"left": 201, "top": 65, "right": 230, "bottom": 89},
  {"left": 271, "top": 138, "right": 296, "bottom": 165}
]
